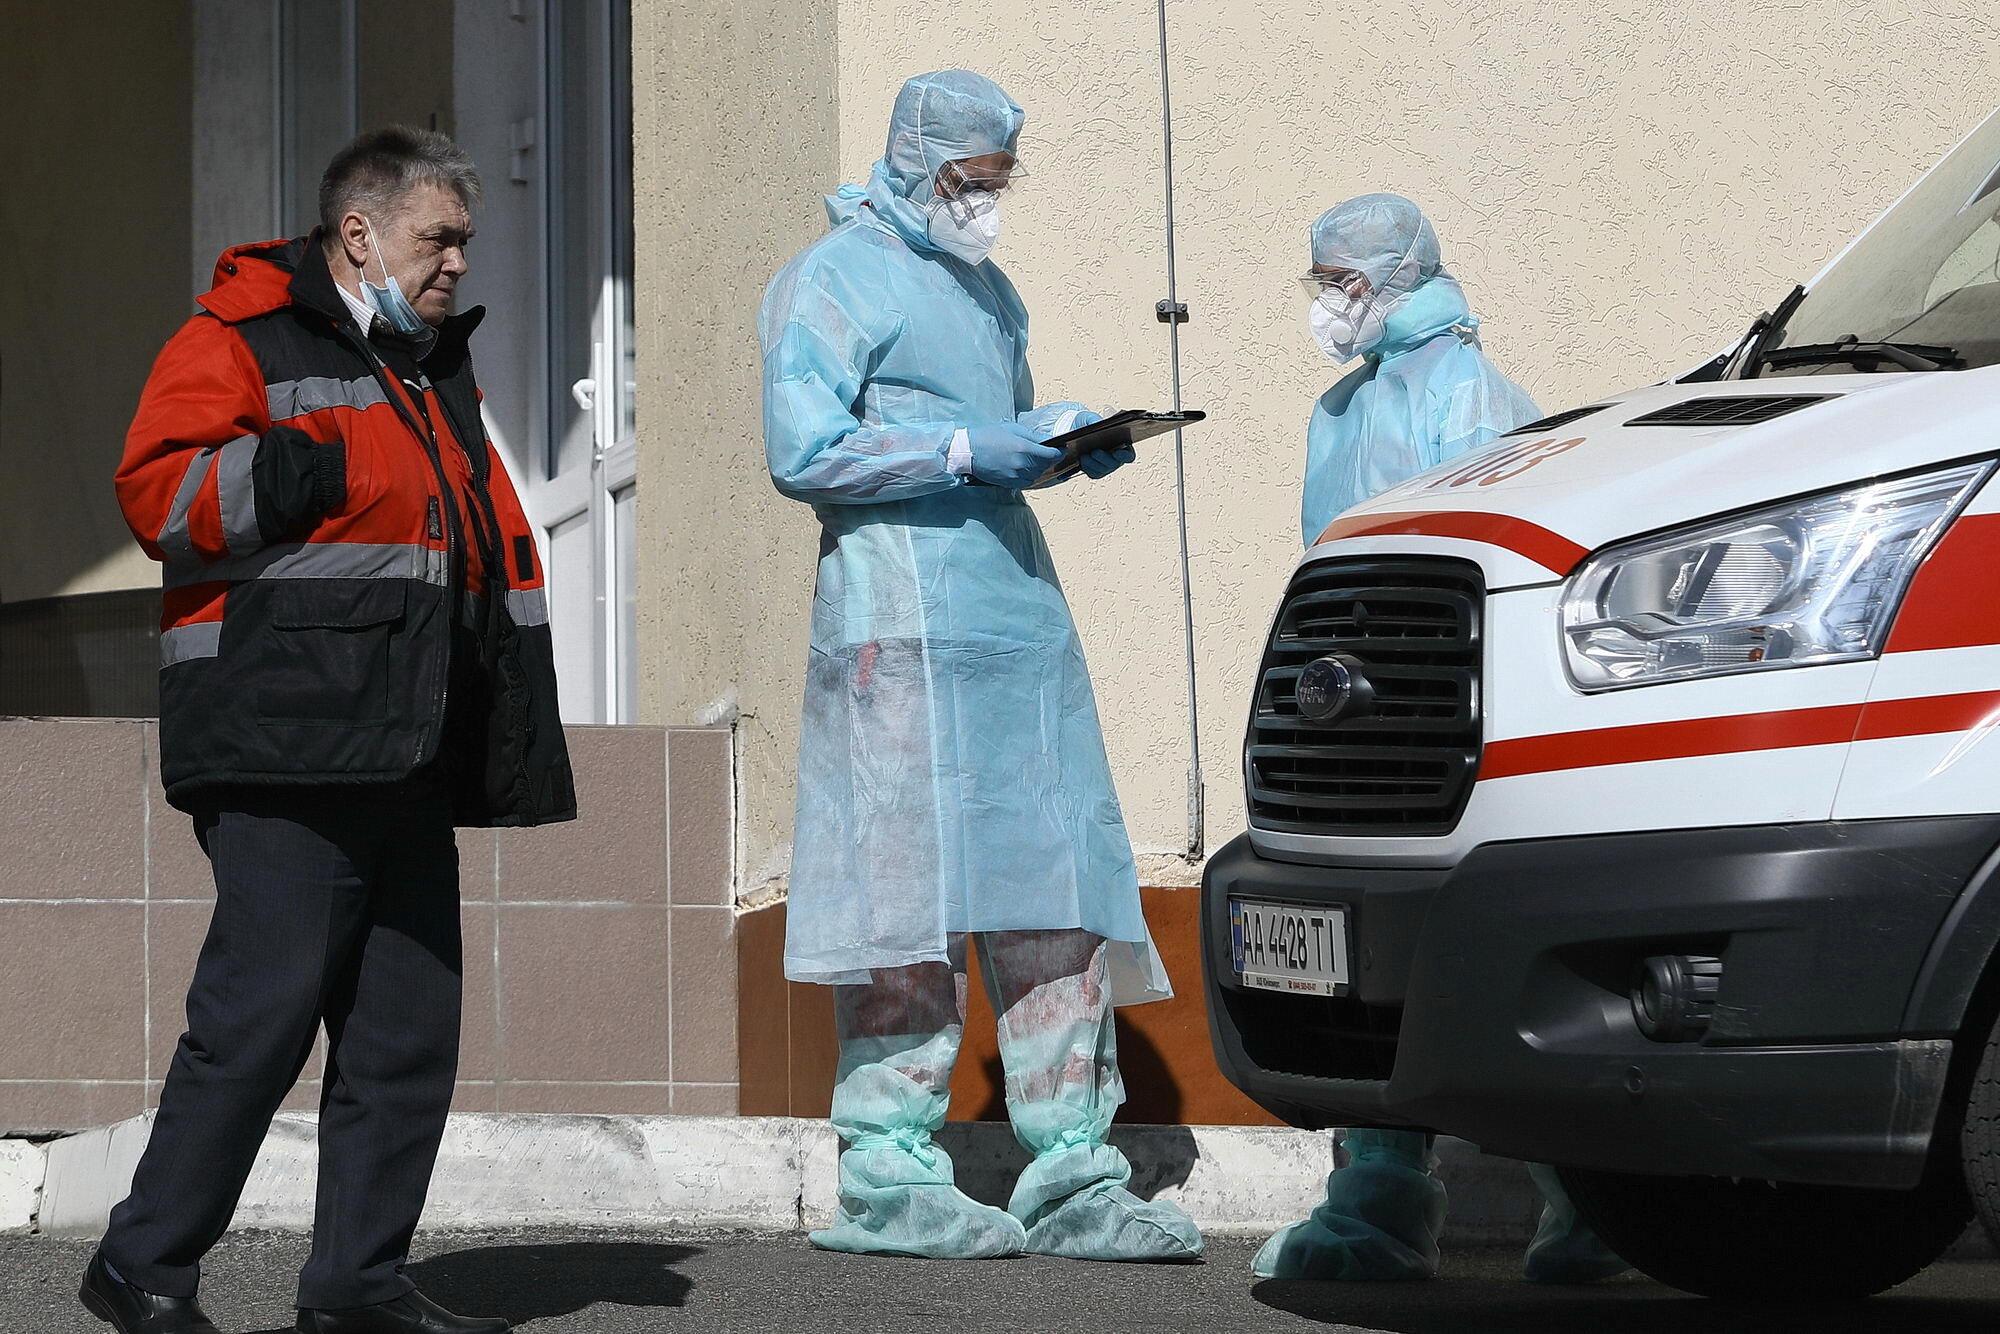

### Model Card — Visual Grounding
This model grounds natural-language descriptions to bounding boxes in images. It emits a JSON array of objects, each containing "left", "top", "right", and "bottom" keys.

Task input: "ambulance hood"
[{"left": 1315, "top": 365, "right": 2000, "bottom": 589}]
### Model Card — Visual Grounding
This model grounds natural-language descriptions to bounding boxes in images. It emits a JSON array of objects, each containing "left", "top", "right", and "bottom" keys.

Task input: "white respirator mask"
[
  {"left": 1309, "top": 288, "right": 1391, "bottom": 364},
  {"left": 926, "top": 189, "right": 1002, "bottom": 265}
]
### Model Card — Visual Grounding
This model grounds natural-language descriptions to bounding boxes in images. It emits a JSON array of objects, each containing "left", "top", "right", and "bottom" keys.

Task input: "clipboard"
[{"left": 1033, "top": 409, "right": 1207, "bottom": 486}]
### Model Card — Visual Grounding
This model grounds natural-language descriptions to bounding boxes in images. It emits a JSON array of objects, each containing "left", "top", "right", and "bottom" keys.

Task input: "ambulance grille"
[
  {"left": 1624, "top": 394, "right": 1834, "bottom": 427},
  {"left": 1247, "top": 558, "right": 1483, "bottom": 837}
]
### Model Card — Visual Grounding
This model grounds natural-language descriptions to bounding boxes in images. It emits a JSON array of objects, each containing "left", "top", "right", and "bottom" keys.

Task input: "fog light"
[{"left": 1632, "top": 954, "right": 1723, "bottom": 1042}]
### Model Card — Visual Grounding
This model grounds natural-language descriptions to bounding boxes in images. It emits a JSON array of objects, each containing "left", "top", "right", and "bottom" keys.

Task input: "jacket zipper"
[{"left": 340, "top": 327, "right": 465, "bottom": 770}]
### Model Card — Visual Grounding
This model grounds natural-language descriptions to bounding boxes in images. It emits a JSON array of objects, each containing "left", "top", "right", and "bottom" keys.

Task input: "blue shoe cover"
[
  {"left": 1251, "top": 1129, "right": 1444, "bottom": 1280},
  {"left": 811, "top": 1035, "right": 1025, "bottom": 1259},
  {"left": 1010, "top": 1134, "right": 1203, "bottom": 1262},
  {"left": 1521, "top": 1163, "right": 1628, "bottom": 1284}
]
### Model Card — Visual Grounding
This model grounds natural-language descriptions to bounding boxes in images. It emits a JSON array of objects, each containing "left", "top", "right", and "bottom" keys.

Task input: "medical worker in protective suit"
[
  {"left": 758, "top": 69, "right": 1202, "bottom": 1265},
  {"left": 1259, "top": 194, "right": 1627, "bottom": 1285}
]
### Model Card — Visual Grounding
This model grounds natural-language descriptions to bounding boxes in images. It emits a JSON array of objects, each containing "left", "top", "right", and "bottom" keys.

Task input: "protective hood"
[
  {"left": 824, "top": 69, "right": 1024, "bottom": 254},
  {"left": 1311, "top": 193, "right": 1443, "bottom": 302}
]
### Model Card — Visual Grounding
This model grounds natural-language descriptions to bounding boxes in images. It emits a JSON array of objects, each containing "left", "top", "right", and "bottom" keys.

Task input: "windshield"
[{"left": 1760, "top": 110, "right": 2000, "bottom": 375}]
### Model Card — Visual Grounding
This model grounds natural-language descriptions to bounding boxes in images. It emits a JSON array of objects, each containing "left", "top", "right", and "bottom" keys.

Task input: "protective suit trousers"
[
  {"left": 100, "top": 783, "right": 462, "bottom": 1310},
  {"left": 812, "top": 929, "right": 1202, "bottom": 1261}
]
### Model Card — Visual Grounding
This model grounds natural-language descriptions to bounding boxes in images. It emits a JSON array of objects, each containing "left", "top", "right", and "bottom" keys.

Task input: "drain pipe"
[{"left": 1153, "top": 0, "right": 1204, "bottom": 860}]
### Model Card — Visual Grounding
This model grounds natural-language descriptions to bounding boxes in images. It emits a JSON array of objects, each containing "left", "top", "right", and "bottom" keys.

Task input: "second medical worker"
[
  {"left": 1264, "top": 192, "right": 1625, "bottom": 1285},
  {"left": 759, "top": 69, "right": 1200, "bottom": 1264}
]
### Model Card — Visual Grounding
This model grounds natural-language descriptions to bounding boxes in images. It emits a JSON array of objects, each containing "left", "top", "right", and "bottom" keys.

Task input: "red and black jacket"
[{"left": 116, "top": 233, "right": 576, "bottom": 827}]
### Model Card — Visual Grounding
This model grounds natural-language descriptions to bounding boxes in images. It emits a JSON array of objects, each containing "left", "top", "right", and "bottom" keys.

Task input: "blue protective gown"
[
  {"left": 1301, "top": 276, "right": 1541, "bottom": 546},
  {"left": 759, "top": 76, "right": 1166, "bottom": 1005}
]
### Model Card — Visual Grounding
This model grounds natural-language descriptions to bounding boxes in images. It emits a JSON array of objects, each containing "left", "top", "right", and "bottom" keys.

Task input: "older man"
[{"left": 83, "top": 127, "right": 573, "bottom": 1334}]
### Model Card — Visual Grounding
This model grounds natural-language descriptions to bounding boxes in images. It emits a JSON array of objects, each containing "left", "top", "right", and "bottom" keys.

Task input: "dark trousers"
[{"left": 100, "top": 782, "right": 462, "bottom": 1309}]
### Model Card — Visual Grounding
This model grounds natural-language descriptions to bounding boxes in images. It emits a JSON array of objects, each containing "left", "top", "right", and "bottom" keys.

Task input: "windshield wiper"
[
  {"left": 1719, "top": 284, "right": 1806, "bottom": 381},
  {"left": 1760, "top": 335, "right": 1964, "bottom": 373}
]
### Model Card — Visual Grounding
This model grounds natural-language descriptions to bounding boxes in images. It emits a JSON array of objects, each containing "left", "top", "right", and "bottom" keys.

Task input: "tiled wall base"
[{"left": 0, "top": 720, "right": 739, "bottom": 1131}]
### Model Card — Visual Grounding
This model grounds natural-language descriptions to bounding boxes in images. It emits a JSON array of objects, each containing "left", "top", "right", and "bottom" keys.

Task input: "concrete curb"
[
  {"left": 31, "top": 1114, "right": 1546, "bottom": 1244},
  {"left": 0, "top": 1139, "right": 44, "bottom": 1235}
]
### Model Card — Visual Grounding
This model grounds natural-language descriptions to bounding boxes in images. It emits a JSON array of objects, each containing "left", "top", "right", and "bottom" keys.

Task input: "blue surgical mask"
[{"left": 359, "top": 218, "right": 429, "bottom": 338}]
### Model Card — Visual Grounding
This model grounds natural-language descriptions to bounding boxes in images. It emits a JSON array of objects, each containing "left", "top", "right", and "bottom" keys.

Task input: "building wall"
[
  {"left": 629, "top": 0, "right": 839, "bottom": 901},
  {"left": 0, "top": 0, "right": 193, "bottom": 606},
  {"left": 0, "top": 721, "right": 738, "bottom": 1132}
]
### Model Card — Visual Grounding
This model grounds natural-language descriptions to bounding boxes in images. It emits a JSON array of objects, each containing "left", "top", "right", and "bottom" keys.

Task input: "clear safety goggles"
[
  {"left": 934, "top": 157, "right": 1028, "bottom": 201},
  {"left": 1297, "top": 267, "right": 1372, "bottom": 301}
]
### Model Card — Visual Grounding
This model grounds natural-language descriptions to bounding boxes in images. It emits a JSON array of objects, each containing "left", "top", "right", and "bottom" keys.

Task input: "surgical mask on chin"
[
  {"left": 925, "top": 189, "right": 1002, "bottom": 265},
  {"left": 359, "top": 218, "right": 430, "bottom": 338},
  {"left": 1310, "top": 289, "right": 1390, "bottom": 363}
]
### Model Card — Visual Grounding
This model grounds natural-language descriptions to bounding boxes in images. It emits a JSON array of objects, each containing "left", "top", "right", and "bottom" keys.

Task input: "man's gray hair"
[{"left": 318, "top": 125, "right": 482, "bottom": 236}]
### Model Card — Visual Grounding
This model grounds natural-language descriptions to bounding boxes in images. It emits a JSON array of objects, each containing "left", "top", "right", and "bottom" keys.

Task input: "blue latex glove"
[
  {"left": 1076, "top": 446, "right": 1136, "bottom": 480},
  {"left": 966, "top": 423, "right": 1063, "bottom": 489}
]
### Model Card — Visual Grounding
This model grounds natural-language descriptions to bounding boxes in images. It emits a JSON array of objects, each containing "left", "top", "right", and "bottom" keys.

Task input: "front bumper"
[{"left": 1202, "top": 816, "right": 2000, "bottom": 1188}]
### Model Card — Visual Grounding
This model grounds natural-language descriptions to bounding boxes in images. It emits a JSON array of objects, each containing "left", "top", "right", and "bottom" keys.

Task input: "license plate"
[{"left": 1230, "top": 898, "right": 1351, "bottom": 996}]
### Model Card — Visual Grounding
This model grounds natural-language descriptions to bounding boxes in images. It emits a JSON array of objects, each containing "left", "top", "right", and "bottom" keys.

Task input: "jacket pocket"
[{"left": 256, "top": 581, "right": 406, "bottom": 727}]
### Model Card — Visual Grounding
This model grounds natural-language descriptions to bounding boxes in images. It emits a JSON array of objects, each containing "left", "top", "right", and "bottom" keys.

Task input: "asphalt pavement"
[{"left": 6, "top": 1229, "right": 1999, "bottom": 1334}]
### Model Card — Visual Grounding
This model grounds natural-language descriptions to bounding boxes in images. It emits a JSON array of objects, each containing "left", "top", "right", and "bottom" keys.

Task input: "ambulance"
[{"left": 1202, "top": 110, "right": 2000, "bottom": 1298}]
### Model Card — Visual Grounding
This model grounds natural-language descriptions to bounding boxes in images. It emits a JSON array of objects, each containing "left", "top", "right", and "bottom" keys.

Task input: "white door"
[{"left": 536, "top": 0, "right": 638, "bottom": 724}]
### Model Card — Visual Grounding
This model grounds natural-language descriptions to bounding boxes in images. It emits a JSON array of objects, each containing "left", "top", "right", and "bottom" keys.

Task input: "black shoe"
[
  {"left": 78, "top": 1251, "right": 222, "bottom": 1334},
  {"left": 295, "top": 1289, "right": 509, "bottom": 1334}
]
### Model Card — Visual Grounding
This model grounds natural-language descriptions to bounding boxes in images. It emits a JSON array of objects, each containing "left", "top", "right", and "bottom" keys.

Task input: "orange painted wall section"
[{"left": 737, "top": 887, "right": 1281, "bottom": 1127}]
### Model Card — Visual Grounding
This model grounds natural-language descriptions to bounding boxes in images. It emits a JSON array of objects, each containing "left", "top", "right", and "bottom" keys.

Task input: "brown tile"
[
  {"left": 453, "top": 1081, "right": 499, "bottom": 1113},
  {"left": 951, "top": 947, "right": 1006, "bottom": 1122},
  {"left": 670, "top": 906, "right": 738, "bottom": 1084},
  {"left": 0, "top": 720, "right": 145, "bottom": 899},
  {"left": 144, "top": 725, "right": 215, "bottom": 901},
  {"left": 1118, "top": 886, "right": 1285, "bottom": 1127},
  {"left": 146, "top": 900, "right": 216, "bottom": 1082},
  {"left": 667, "top": 728, "right": 731, "bottom": 905},
  {"left": 734, "top": 903, "right": 788, "bottom": 1116},
  {"left": 458, "top": 904, "right": 498, "bottom": 1081},
  {"left": 456, "top": 828, "right": 497, "bottom": 903},
  {"left": 496, "top": 1082, "right": 674, "bottom": 1114},
  {"left": 787, "top": 976, "right": 838, "bottom": 1120},
  {"left": 496, "top": 904, "right": 670, "bottom": 1082},
  {"left": 669, "top": 1083, "right": 739, "bottom": 1116},
  {"left": 497, "top": 727, "right": 667, "bottom": 903},
  {"left": 0, "top": 1081, "right": 147, "bottom": 1133},
  {"left": 0, "top": 903, "right": 144, "bottom": 1081}
]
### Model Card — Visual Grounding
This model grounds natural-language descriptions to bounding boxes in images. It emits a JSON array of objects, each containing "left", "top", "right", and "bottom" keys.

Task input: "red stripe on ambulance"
[
  {"left": 1312, "top": 510, "right": 1590, "bottom": 575},
  {"left": 1482, "top": 690, "right": 2000, "bottom": 780}
]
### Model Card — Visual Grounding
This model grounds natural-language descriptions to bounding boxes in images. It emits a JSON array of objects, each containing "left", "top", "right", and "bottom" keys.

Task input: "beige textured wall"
[
  {"left": 0, "top": 0, "right": 191, "bottom": 604},
  {"left": 833, "top": 1, "right": 2000, "bottom": 865},
  {"left": 630, "top": 0, "right": 839, "bottom": 897}
]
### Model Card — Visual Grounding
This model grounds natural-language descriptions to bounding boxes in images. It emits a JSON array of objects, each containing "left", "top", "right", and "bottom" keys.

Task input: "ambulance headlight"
[{"left": 1561, "top": 462, "right": 1990, "bottom": 691}]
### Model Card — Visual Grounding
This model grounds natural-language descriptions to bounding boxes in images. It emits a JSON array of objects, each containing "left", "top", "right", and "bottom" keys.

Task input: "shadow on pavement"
[
  {"left": 241, "top": 1241, "right": 700, "bottom": 1333},
  {"left": 1254, "top": 1270, "right": 1998, "bottom": 1333}
]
